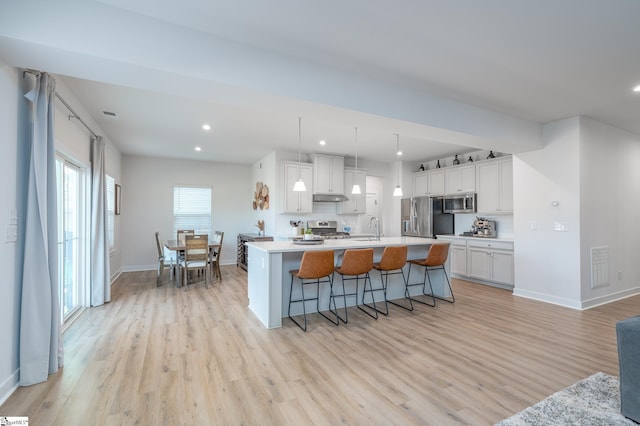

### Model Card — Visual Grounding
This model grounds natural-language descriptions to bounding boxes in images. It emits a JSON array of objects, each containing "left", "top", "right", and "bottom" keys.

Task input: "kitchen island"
[{"left": 245, "top": 237, "right": 451, "bottom": 328}]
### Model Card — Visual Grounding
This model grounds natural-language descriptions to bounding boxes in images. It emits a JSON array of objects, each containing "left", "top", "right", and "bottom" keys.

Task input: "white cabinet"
[
  {"left": 438, "top": 236, "right": 514, "bottom": 288},
  {"left": 412, "top": 169, "right": 444, "bottom": 197},
  {"left": 313, "top": 154, "right": 344, "bottom": 194},
  {"left": 445, "top": 239, "right": 468, "bottom": 276},
  {"left": 282, "top": 161, "right": 313, "bottom": 213},
  {"left": 338, "top": 168, "right": 366, "bottom": 214},
  {"left": 444, "top": 164, "right": 476, "bottom": 194},
  {"left": 476, "top": 157, "right": 513, "bottom": 214},
  {"left": 467, "top": 239, "right": 514, "bottom": 286}
]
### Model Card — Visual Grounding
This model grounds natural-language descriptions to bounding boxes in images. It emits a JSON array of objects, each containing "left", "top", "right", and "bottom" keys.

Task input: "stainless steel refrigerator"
[{"left": 401, "top": 196, "right": 454, "bottom": 238}]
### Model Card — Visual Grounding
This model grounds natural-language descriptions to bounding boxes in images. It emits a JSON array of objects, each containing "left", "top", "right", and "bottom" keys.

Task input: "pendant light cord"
[
  {"left": 355, "top": 127, "right": 358, "bottom": 172},
  {"left": 298, "top": 116, "right": 302, "bottom": 178}
]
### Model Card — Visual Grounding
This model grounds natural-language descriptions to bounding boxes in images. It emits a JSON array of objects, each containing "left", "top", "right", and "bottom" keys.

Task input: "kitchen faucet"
[{"left": 369, "top": 216, "right": 380, "bottom": 241}]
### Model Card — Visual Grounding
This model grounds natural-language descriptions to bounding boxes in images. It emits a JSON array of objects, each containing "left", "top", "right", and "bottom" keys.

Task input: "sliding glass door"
[{"left": 56, "top": 156, "right": 87, "bottom": 323}]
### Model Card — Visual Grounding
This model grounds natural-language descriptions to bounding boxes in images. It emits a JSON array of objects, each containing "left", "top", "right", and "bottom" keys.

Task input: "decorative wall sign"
[{"left": 253, "top": 182, "right": 269, "bottom": 210}]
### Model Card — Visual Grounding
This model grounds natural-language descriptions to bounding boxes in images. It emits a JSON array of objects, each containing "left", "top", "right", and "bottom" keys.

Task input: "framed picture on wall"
[{"left": 115, "top": 183, "right": 121, "bottom": 215}]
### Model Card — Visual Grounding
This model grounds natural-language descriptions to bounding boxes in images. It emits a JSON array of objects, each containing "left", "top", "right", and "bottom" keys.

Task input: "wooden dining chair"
[
  {"left": 155, "top": 231, "right": 175, "bottom": 285},
  {"left": 209, "top": 230, "right": 224, "bottom": 281},
  {"left": 177, "top": 229, "right": 194, "bottom": 245},
  {"left": 180, "top": 234, "right": 210, "bottom": 288}
]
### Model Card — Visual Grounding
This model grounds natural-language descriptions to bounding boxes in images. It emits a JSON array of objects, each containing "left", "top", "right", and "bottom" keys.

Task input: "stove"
[{"left": 306, "top": 220, "right": 351, "bottom": 239}]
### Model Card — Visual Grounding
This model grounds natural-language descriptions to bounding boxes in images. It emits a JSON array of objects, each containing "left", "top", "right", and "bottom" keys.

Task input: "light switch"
[
  {"left": 554, "top": 222, "right": 569, "bottom": 232},
  {"left": 5, "top": 225, "right": 17, "bottom": 242}
]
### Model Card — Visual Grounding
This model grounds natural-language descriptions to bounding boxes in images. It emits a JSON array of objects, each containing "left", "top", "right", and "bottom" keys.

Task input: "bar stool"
[
  {"left": 372, "top": 245, "right": 412, "bottom": 313},
  {"left": 288, "top": 250, "right": 339, "bottom": 332},
  {"left": 407, "top": 242, "right": 453, "bottom": 306},
  {"left": 333, "top": 248, "right": 378, "bottom": 323}
]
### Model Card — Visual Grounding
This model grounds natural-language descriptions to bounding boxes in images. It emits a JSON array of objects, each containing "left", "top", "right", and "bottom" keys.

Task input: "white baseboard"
[
  {"left": 122, "top": 260, "right": 237, "bottom": 273},
  {"left": 0, "top": 368, "right": 19, "bottom": 407},
  {"left": 513, "top": 286, "right": 640, "bottom": 310},
  {"left": 512, "top": 288, "right": 583, "bottom": 310},
  {"left": 580, "top": 286, "right": 640, "bottom": 310}
]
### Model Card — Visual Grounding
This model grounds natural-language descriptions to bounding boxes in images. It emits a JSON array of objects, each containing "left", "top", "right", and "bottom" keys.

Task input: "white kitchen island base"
[{"left": 247, "top": 237, "right": 451, "bottom": 329}]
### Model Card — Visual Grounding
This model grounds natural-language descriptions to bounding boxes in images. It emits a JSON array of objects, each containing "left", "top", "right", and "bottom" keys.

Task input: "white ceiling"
[{"left": 1, "top": 0, "right": 640, "bottom": 165}]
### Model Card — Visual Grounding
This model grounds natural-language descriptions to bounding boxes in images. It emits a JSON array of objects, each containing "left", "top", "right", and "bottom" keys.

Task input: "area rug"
[{"left": 496, "top": 372, "right": 637, "bottom": 425}]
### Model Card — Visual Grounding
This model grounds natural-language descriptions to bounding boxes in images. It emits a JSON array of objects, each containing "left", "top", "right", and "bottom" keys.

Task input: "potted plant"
[{"left": 304, "top": 228, "right": 314, "bottom": 240}]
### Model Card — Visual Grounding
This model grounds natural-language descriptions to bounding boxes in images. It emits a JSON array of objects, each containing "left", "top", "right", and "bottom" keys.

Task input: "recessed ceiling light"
[
  {"left": 195, "top": 146, "right": 202, "bottom": 152},
  {"left": 397, "top": 149, "right": 403, "bottom": 156},
  {"left": 319, "top": 140, "right": 326, "bottom": 146},
  {"left": 202, "top": 124, "right": 211, "bottom": 131},
  {"left": 633, "top": 85, "right": 640, "bottom": 93}
]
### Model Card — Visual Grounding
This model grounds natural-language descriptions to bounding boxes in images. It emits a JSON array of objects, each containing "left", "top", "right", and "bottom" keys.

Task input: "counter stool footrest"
[
  {"left": 406, "top": 263, "right": 437, "bottom": 308},
  {"left": 332, "top": 273, "right": 378, "bottom": 322},
  {"left": 362, "top": 273, "right": 387, "bottom": 316},
  {"left": 288, "top": 274, "right": 339, "bottom": 331}
]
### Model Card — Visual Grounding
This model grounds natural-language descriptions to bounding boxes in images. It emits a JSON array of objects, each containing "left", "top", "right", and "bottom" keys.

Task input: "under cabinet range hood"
[{"left": 313, "top": 193, "right": 350, "bottom": 202}]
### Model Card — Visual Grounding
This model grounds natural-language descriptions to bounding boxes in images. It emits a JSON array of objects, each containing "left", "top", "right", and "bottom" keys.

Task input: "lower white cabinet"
[
  {"left": 438, "top": 236, "right": 514, "bottom": 288},
  {"left": 467, "top": 240, "right": 514, "bottom": 286},
  {"left": 449, "top": 241, "right": 468, "bottom": 276}
]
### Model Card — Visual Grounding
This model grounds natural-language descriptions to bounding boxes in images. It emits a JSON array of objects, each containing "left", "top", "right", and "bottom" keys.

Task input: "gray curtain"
[
  {"left": 90, "top": 136, "right": 110, "bottom": 306},
  {"left": 20, "top": 72, "right": 63, "bottom": 386}
]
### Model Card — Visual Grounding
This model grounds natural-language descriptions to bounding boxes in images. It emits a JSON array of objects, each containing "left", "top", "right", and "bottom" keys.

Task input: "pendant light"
[
  {"left": 292, "top": 116, "right": 306, "bottom": 192},
  {"left": 393, "top": 133, "right": 403, "bottom": 197},
  {"left": 351, "top": 127, "right": 362, "bottom": 195}
]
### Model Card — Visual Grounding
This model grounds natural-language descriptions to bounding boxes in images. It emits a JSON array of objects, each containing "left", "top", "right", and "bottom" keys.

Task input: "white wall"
[
  {"left": 0, "top": 59, "right": 22, "bottom": 404},
  {"left": 120, "top": 155, "right": 253, "bottom": 270},
  {"left": 579, "top": 117, "right": 640, "bottom": 306},
  {"left": 513, "top": 117, "right": 582, "bottom": 307}
]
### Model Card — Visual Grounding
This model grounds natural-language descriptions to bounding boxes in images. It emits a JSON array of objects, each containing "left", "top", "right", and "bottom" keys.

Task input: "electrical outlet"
[{"left": 530, "top": 222, "right": 537, "bottom": 230}]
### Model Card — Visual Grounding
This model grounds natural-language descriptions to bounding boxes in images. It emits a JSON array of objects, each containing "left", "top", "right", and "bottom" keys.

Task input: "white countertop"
[
  {"left": 246, "top": 236, "right": 442, "bottom": 253},
  {"left": 436, "top": 234, "right": 514, "bottom": 243}
]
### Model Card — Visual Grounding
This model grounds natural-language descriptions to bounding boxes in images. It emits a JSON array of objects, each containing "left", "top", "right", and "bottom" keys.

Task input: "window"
[
  {"left": 106, "top": 174, "right": 115, "bottom": 250},
  {"left": 56, "top": 156, "right": 87, "bottom": 323},
  {"left": 173, "top": 186, "right": 212, "bottom": 237}
]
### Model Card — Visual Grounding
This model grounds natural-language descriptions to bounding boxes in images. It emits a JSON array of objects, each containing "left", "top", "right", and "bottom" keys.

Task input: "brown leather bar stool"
[
  {"left": 371, "top": 245, "right": 413, "bottom": 313},
  {"left": 407, "top": 242, "right": 453, "bottom": 306},
  {"left": 288, "top": 250, "right": 339, "bottom": 331},
  {"left": 333, "top": 248, "right": 378, "bottom": 323}
]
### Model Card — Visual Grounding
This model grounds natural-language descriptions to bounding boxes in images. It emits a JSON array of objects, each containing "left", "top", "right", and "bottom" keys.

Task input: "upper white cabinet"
[
  {"left": 338, "top": 168, "right": 366, "bottom": 214},
  {"left": 444, "top": 164, "right": 476, "bottom": 194},
  {"left": 476, "top": 157, "right": 513, "bottom": 214},
  {"left": 282, "top": 161, "right": 313, "bottom": 213},
  {"left": 313, "top": 154, "right": 345, "bottom": 194},
  {"left": 412, "top": 169, "right": 444, "bottom": 197}
]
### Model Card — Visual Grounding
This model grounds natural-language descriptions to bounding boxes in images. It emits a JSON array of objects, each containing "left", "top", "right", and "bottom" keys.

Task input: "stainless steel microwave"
[{"left": 442, "top": 193, "right": 477, "bottom": 214}]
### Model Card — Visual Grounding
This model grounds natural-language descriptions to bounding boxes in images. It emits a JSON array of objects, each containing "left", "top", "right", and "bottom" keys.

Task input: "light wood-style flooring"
[{"left": 2, "top": 266, "right": 638, "bottom": 425}]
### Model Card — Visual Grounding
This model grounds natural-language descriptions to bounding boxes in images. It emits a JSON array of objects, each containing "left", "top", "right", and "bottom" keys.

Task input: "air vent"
[
  {"left": 590, "top": 246, "right": 610, "bottom": 288},
  {"left": 102, "top": 111, "right": 117, "bottom": 117}
]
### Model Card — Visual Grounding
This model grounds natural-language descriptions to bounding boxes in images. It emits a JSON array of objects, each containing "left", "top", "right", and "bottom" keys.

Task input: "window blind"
[{"left": 173, "top": 186, "right": 212, "bottom": 238}]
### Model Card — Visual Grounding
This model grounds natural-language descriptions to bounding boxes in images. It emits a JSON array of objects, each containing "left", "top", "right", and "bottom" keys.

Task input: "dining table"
[{"left": 165, "top": 239, "right": 222, "bottom": 287}]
